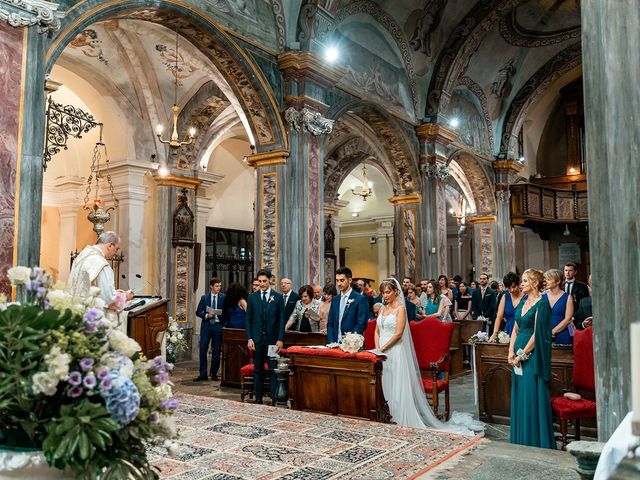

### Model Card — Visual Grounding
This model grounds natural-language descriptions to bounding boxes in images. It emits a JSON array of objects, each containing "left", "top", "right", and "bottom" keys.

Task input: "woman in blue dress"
[
  {"left": 490, "top": 272, "right": 525, "bottom": 342},
  {"left": 509, "top": 268, "right": 556, "bottom": 449},
  {"left": 223, "top": 283, "right": 248, "bottom": 329},
  {"left": 544, "top": 269, "right": 574, "bottom": 345}
]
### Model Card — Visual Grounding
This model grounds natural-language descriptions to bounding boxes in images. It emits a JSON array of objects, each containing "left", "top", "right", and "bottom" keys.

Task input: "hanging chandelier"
[
  {"left": 83, "top": 126, "right": 119, "bottom": 237},
  {"left": 156, "top": 30, "right": 196, "bottom": 149},
  {"left": 350, "top": 162, "right": 374, "bottom": 201}
]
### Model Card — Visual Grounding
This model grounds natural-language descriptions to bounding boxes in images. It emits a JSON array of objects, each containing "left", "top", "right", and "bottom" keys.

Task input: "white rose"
[
  {"left": 170, "top": 334, "right": 178, "bottom": 343},
  {"left": 32, "top": 372, "right": 59, "bottom": 396},
  {"left": 108, "top": 330, "right": 141, "bottom": 357},
  {"left": 7, "top": 266, "right": 32, "bottom": 285}
]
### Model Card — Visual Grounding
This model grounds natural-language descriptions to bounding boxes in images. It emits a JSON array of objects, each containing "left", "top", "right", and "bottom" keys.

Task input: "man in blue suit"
[
  {"left": 194, "top": 277, "right": 226, "bottom": 381},
  {"left": 327, "top": 267, "right": 369, "bottom": 344},
  {"left": 245, "top": 269, "right": 286, "bottom": 404}
]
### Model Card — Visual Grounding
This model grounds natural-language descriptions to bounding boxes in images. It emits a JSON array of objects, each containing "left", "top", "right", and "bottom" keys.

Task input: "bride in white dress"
[{"left": 376, "top": 278, "right": 481, "bottom": 435}]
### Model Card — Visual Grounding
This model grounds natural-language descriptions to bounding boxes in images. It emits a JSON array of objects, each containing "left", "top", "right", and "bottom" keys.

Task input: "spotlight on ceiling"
[
  {"left": 449, "top": 117, "right": 460, "bottom": 128},
  {"left": 351, "top": 212, "right": 359, "bottom": 217},
  {"left": 325, "top": 46, "right": 339, "bottom": 63}
]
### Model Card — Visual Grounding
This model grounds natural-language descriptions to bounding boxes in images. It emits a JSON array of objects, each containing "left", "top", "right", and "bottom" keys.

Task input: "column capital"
[
  {"left": 324, "top": 199, "right": 348, "bottom": 216},
  {"left": 42, "top": 175, "right": 84, "bottom": 208},
  {"left": 491, "top": 159, "right": 525, "bottom": 173},
  {"left": 0, "top": 0, "right": 64, "bottom": 33},
  {"left": 245, "top": 149, "right": 289, "bottom": 168},
  {"left": 277, "top": 50, "right": 346, "bottom": 89},
  {"left": 152, "top": 173, "right": 201, "bottom": 190},
  {"left": 389, "top": 193, "right": 421, "bottom": 206},
  {"left": 284, "top": 107, "right": 334, "bottom": 136},
  {"left": 415, "top": 123, "right": 459, "bottom": 145},
  {"left": 492, "top": 158, "right": 524, "bottom": 197},
  {"left": 468, "top": 215, "right": 497, "bottom": 225}
]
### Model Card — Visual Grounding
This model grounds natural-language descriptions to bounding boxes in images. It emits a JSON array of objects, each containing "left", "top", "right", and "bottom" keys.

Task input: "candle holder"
[{"left": 274, "top": 358, "right": 290, "bottom": 408}]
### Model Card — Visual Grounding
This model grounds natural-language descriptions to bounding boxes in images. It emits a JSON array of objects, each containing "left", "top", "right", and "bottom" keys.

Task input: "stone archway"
[{"left": 449, "top": 149, "right": 496, "bottom": 216}]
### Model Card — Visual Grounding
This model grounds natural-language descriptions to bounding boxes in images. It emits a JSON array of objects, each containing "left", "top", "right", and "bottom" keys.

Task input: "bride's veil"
[{"left": 384, "top": 278, "right": 481, "bottom": 434}]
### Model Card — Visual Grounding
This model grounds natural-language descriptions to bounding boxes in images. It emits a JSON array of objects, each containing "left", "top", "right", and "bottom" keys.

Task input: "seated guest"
[
  {"left": 544, "top": 269, "right": 574, "bottom": 345},
  {"left": 573, "top": 275, "right": 592, "bottom": 330},
  {"left": 490, "top": 272, "right": 524, "bottom": 342},
  {"left": 406, "top": 284, "right": 425, "bottom": 321},
  {"left": 454, "top": 282, "right": 472, "bottom": 320},
  {"left": 317, "top": 283, "right": 336, "bottom": 335},
  {"left": 223, "top": 282, "right": 248, "bottom": 329},
  {"left": 286, "top": 284, "right": 320, "bottom": 333},
  {"left": 424, "top": 280, "right": 451, "bottom": 321}
]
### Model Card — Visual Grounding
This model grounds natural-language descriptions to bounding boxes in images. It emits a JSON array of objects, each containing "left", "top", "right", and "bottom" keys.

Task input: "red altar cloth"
[{"left": 280, "top": 346, "right": 385, "bottom": 363}]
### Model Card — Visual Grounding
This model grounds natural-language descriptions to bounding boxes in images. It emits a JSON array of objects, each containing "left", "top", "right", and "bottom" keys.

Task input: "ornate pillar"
[
  {"left": 416, "top": 123, "right": 458, "bottom": 280},
  {"left": 469, "top": 216, "right": 497, "bottom": 280},
  {"left": 582, "top": 0, "right": 640, "bottom": 439},
  {"left": 390, "top": 194, "right": 421, "bottom": 281},
  {"left": 276, "top": 51, "right": 344, "bottom": 287},
  {"left": 492, "top": 159, "right": 523, "bottom": 278},
  {"left": 376, "top": 219, "right": 394, "bottom": 282}
]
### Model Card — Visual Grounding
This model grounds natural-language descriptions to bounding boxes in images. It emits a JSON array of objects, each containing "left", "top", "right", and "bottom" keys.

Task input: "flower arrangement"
[
  {"left": 496, "top": 330, "right": 511, "bottom": 344},
  {"left": 0, "top": 266, "right": 178, "bottom": 479},
  {"left": 468, "top": 330, "right": 489, "bottom": 344},
  {"left": 165, "top": 316, "right": 188, "bottom": 364},
  {"left": 339, "top": 332, "right": 364, "bottom": 353}
]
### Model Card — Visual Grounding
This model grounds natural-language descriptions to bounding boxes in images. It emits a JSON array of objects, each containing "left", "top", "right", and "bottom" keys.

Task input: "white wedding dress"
[{"left": 378, "top": 306, "right": 481, "bottom": 435}]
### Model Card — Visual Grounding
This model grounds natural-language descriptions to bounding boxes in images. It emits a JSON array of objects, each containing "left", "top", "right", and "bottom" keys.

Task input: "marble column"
[
  {"left": 492, "top": 159, "right": 523, "bottom": 279},
  {"left": 416, "top": 123, "right": 458, "bottom": 280},
  {"left": 390, "top": 194, "right": 421, "bottom": 281},
  {"left": 469, "top": 216, "right": 497, "bottom": 280},
  {"left": 275, "top": 51, "right": 344, "bottom": 287},
  {"left": 582, "top": 0, "right": 640, "bottom": 440},
  {"left": 376, "top": 220, "right": 394, "bottom": 282}
]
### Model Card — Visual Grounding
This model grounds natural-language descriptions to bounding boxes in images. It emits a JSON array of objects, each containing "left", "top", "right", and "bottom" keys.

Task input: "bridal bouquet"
[
  {"left": 496, "top": 330, "right": 511, "bottom": 344},
  {"left": 166, "top": 316, "right": 188, "bottom": 364},
  {"left": 468, "top": 330, "right": 489, "bottom": 344},
  {"left": 0, "top": 266, "right": 178, "bottom": 479},
  {"left": 339, "top": 332, "right": 364, "bottom": 353}
]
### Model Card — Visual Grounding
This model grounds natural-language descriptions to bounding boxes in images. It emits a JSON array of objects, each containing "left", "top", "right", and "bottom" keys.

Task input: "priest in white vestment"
[{"left": 68, "top": 231, "right": 134, "bottom": 331}]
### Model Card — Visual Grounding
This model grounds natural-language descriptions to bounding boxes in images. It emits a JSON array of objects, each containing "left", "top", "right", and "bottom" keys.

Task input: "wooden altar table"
[
  {"left": 282, "top": 346, "right": 390, "bottom": 422},
  {"left": 127, "top": 298, "right": 169, "bottom": 359}
]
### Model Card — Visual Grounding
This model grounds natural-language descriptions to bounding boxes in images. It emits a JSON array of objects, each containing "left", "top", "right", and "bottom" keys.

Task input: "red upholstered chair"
[
  {"left": 364, "top": 319, "right": 377, "bottom": 351},
  {"left": 240, "top": 352, "right": 270, "bottom": 402},
  {"left": 551, "top": 326, "right": 597, "bottom": 450},
  {"left": 410, "top": 318, "right": 454, "bottom": 420}
]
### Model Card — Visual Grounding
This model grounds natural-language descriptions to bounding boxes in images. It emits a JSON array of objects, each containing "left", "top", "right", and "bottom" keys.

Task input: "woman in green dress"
[{"left": 508, "top": 268, "right": 556, "bottom": 449}]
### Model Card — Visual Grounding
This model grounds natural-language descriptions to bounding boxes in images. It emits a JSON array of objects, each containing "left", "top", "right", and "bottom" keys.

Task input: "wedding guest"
[
  {"left": 471, "top": 273, "right": 496, "bottom": 333},
  {"left": 223, "top": 283, "right": 247, "bottom": 329},
  {"left": 509, "top": 268, "right": 555, "bottom": 449},
  {"left": 194, "top": 277, "right": 226, "bottom": 381},
  {"left": 327, "top": 267, "right": 369, "bottom": 343},
  {"left": 280, "top": 277, "right": 298, "bottom": 320},
  {"left": 372, "top": 302, "right": 383, "bottom": 319},
  {"left": 251, "top": 277, "right": 260, "bottom": 293},
  {"left": 544, "top": 269, "right": 574, "bottom": 345},
  {"left": 574, "top": 275, "right": 593, "bottom": 330},
  {"left": 454, "top": 282, "right": 473, "bottom": 320},
  {"left": 563, "top": 263, "right": 590, "bottom": 308},
  {"left": 423, "top": 281, "right": 451, "bottom": 321},
  {"left": 312, "top": 284, "right": 323, "bottom": 301},
  {"left": 418, "top": 279, "right": 429, "bottom": 307},
  {"left": 286, "top": 284, "right": 321, "bottom": 332},
  {"left": 490, "top": 272, "right": 524, "bottom": 342},
  {"left": 469, "top": 280, "right": 479, "bottom": 295},
  {"left": 438, "top": 275, "right": 454, "bottom": 302},
  {"left": 245, "top": 269, "right": 285, "bottom": 404},
  {"left": 318, "top": 283, "right": 337, "bottom": 335},
  {"left": 402, "top": 276, "right": 413, "bottom": 290},
  {"left": 407, "top": 284, "right": 425, "bottom": 321}
]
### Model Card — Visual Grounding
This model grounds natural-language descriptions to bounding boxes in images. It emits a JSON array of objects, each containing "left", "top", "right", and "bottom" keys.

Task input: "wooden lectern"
[{"left": 127, "top": 298, "right": 169, "bottom": 359}]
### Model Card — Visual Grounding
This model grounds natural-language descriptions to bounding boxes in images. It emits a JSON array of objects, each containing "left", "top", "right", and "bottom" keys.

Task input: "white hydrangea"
[
  {"left": 155, "top": 383, "right": 173, "bottom": 400},
  {"left": 497, "top": 331, "right": 511, "bottom": 344},
  {"left": 44, "top": 346, "right": 71, "bottom": 380},
  {"left": 32, "top": 372, "right": 59, "bottom": 396},
  {"left": 7, "top": 266, "right": 32, "bottom": 285},
  {"left": 108, "top": 330, "right": 141, "bottom": 358},
  {"left": 157, "top": 415, "right": 177, "bottom": 437}
]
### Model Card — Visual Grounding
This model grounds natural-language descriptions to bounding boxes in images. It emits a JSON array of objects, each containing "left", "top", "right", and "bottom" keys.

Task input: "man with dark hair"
[
  {"left": 327, "top": 267, "right": 369, "bottom": 344},
  {"left": 563, "top": 263, "right": 589, "bottom": 308},
  {"left": 251, "top": 277, "right": 260, "bottom": 293},
  {"left": 194, "top": 277, "right": 226, "bottom": 381},
  {"left": 402, "top": 276, "right": 413, "bottom": 290},
  {"left": 471, "top": 273, "right": 497, "bottom": 333},
  {"left": 245, "top": 269, "right": 286, "bottom": 404}
]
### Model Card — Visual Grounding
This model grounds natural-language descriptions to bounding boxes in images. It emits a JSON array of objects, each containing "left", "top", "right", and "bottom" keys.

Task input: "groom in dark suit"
[
  {"left": 327, "top": 267, "right": 369, "bottom": 344},
  {"left": 194, "top": 278, "right": 226, "bottom": 381},
  {"left": 245, "top": 269, "right": 286, "bottom": 404}
]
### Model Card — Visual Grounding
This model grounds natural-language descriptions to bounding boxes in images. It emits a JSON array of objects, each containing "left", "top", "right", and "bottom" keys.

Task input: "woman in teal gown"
[{"left": 509, "top": 268, "right": 556, "bottom": 449}]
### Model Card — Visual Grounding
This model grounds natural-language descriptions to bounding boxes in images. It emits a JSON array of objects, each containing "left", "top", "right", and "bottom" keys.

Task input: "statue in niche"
[
  {"left": 324, "top": 215, "right": 335, "bottom": 255},
  {"left": 172, "top": 188, "right": 195, "bottom": 248},
  {"left": 409, "top": 0, "right": 448, "bottom": 56},
  {"left": 491, "top": 58, "right": 517, "bottom": 98}
]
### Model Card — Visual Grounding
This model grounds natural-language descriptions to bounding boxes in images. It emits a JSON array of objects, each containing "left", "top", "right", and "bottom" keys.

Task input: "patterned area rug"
[{"left": 150, "top": 393, "right": 483, "bottom": 479}]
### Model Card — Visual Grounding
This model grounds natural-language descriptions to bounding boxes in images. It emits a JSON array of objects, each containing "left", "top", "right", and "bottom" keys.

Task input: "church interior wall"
[
  {"left": 536, "top": 100, "right": 568, "bottom": 177},
  {"left": 339, "top": 234, "right": 380, "bottom": 287},
  {"left": 39, "top": 207, "right": 61, "bottom": 279}
]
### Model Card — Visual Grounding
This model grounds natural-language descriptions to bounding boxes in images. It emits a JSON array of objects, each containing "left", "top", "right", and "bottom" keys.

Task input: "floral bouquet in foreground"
[
  {"left": 339, "top": 332, "right": 364, "bottom": 353},
  {"left": 468, "top": 330, "right": 489, "bottom": 344},
  {"left": 165, "top": 316, "right": 188, "bottom": 364},
  {"left": 495, "top": 330, "right": 511, "bottom": 344},
  {"left": 0, "top": 266, "right": 178, "bottom": 479}
]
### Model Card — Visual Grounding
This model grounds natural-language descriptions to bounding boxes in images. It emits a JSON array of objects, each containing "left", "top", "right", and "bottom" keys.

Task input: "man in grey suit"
[{"left": 245, "top": 269, "right": 286, "bottom": 404}]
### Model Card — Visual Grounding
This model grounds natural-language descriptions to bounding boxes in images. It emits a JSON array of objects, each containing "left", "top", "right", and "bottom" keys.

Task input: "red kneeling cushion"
[
  {"left": 421, "top": 377, "right": 448, "bottom": 393},
  {"left": 551, "top": 396, "right": 597, "bottom": 420},
  {"left": 240, "top": 363, "right": 270, "bottom": 376}
]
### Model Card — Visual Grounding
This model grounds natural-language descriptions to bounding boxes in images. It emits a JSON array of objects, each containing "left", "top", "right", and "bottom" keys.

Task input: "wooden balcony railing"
[{"left": 509, "top": 183, "right": 588, "bottom": 225}]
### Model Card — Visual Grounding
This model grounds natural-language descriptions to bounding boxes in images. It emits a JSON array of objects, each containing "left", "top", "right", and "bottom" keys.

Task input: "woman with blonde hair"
[
  {"left": 509, "top": 268, "right": 555, "bottom": 448},
  {"left": 544, "top": 268, "right": 574, "bottom": 345}
]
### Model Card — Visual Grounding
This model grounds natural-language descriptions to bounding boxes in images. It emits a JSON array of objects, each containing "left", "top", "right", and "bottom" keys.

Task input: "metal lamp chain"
[
  {"left": 103, "top": 142, "right": 119, "bottom": 208},
  {"left": 83, "top": 142, "right": 100, "bottom": 206}
]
